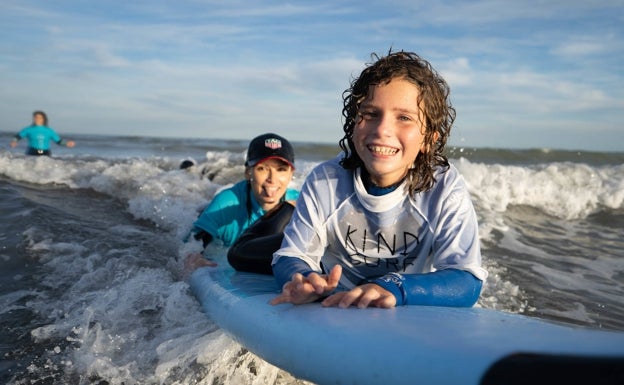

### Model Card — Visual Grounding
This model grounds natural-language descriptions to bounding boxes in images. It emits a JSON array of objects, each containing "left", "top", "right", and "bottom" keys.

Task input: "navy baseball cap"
[{"left": 245, "top": 133, "right": 295, "bottom": 168}]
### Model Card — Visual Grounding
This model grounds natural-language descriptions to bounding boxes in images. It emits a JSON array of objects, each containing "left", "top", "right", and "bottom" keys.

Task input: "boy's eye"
[
  {"left": 398, "top": 115, "right": 412, "bottom": 121},
  {"left": 359, "top": 110, "right": 378, "bottom": 120}
]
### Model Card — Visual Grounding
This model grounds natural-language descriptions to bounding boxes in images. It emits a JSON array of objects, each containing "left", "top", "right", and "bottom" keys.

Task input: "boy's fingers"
[
  {"left": 291, "top": 273, "right": 304, "bottom": 285},
  {"left": 338, "top": 287, "right": 363, "bottom": 308},
  {"left": 272, "top": 274, "right": 317, "bottom": 305},
  {"left": 327, "top": 265, "right": 342, "bottom": 287},
  {"left": 269, "top": 294, "right": 290, "bottom": 305},
  {"left": 373, "top": 295, "right": 397, "bottom": 308},
  {"left": 271, "top": 282, "right": 296, "bottom": 305},
  {"left": 322, "top": 285, "right": 398, "bottom": 309},
  {"left": 356, "top": 288, "right": 381, "bottom": 309},
  {"left": 369, "top": 285, "right": 397, "bottom": 308},
  {"left": 321, "top": 292, "right": 345, "bottom": 307},
  {"left": 306, "top": 273, "right": 328, "bottom": 294}
]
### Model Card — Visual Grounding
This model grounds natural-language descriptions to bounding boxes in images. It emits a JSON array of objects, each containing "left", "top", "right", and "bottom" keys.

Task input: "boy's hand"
[
  {"left": 321, "top": 283, "right": 396, "bottom": 309},
  {"left": 270, "top": 265, "right": 342, "bottom": 305},
  {"left": 10, "top": 141, "right": 17, "bottom": 148}
]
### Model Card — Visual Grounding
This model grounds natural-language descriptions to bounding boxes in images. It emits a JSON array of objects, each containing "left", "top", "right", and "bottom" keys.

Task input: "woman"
[
  {"left": 10, "top": 111, "right": 75, "bottom": 156},
  {"left": 185, "top": 133, "right": 299, "bottom": 274}
]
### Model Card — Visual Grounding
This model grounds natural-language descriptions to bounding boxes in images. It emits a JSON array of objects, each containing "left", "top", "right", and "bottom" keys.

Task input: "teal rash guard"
[
  {"left": 192, "top": 179, "right": 299, "bottom": 247},
  {"left": 16, "top": 125, "right": 63, "bottom": 151}
]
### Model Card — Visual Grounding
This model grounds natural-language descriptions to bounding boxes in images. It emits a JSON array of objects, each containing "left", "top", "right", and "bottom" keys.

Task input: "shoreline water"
[
  {"left": 0, "top": 133, "right": 622, "bottom": 384},
  {"left": 2, "top": 131, "right": 624, "bottom": 165}
]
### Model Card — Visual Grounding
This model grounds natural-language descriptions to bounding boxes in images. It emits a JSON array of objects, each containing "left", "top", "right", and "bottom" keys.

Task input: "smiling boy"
[{"left": 270, "top": 51, "right": 487, "bottom": 308}]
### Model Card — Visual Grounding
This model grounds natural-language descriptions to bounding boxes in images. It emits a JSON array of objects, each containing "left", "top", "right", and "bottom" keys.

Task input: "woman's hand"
[
  {"left": 270, "top": 265, "right": 342, "bottom": 305},
  {"left": 322, "top": 283, "right": 396, "bottom": 309},
  {"left": 66, "top": 140, "right": 76, "bottom": 148},
  {"left": 10, "top": 140, "right": 18, "bottom": 148},
  {"left": 182, "top": 252, "right": 217, "bottom": 278}
]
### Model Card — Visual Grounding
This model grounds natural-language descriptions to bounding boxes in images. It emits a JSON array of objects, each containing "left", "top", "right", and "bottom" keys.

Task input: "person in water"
[
  {"left": 185, "top": 133, "right": 299, "bottom": 274},
  {"left": 270, "top": 51, "right": 488, "bottom": 309},
  {"left": 10, "top": 111, "right": 75, "bottom": 156}
]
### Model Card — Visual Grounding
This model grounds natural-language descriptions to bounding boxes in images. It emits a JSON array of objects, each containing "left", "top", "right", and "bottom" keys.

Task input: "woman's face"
[
  {"left": 33, "top": 113, "right": 45, "bottom": 126},
  {"left": 353, "top": 78, "right": 427, "bottom": 188},
  {"left": 247, "top": 158, "right": 294, "bottom": 211}
]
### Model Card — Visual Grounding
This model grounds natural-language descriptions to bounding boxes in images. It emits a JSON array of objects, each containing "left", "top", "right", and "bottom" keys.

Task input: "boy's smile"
[
  {"left": 367, "top": 145, "right": 399, "bottom": 156},
  {"left": 353, "top": 78, "right": 426, "bottom": 188}
]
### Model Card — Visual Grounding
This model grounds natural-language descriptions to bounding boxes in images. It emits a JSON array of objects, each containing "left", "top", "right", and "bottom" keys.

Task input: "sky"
[{"left": 1, "top": 1, "right": 623, "bottom": 151}]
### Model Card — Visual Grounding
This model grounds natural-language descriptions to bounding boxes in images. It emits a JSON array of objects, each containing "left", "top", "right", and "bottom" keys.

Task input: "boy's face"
[
  {"left": 353, "top": 78, "right": 426, "bottom": 187},
  {"left": 246, "top": 158, "right": 294, "bottom": 211}
]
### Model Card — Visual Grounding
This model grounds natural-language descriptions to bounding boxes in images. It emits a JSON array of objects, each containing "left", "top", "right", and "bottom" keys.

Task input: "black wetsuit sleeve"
[
  {"left": 227, "top": 233, "right": 284, "bottom": 275},
  {"left": 227, "top": 202, "right": 294, "bottom": 275},
  {"left": 193, "top": 230, "right": 213, "bottom": 248}
]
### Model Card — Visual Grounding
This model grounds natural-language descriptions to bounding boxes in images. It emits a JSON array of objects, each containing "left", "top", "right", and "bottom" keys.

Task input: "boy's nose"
[{"left": 373, "top": 115, "right": 393, "bottom": 137}]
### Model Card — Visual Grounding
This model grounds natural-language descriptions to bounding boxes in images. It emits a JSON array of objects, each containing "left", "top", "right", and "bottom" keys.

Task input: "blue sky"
[{"left": 1, "top": 1, "right": 622, "bottom": 151}]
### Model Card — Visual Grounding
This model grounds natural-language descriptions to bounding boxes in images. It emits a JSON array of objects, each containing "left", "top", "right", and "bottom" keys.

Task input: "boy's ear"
[{"left": 244, "top": 167, "right": 252, "bottom": 180}]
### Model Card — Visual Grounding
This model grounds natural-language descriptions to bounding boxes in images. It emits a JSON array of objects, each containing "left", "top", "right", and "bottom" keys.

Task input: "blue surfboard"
[{"left": 190, "top": 267, "right": 624, "bottom": 385}]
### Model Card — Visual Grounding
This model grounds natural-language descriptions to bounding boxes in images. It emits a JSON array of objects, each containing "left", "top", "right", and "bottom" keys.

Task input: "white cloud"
[
  {"left": 439, "top": 57, "right": 473, "bottom": 86},
  {"left": 552, "top": 38, "right": 611, "bottom": 57},
  {"left": 0, "top": 0, "right": 622, "bottom": 150}
]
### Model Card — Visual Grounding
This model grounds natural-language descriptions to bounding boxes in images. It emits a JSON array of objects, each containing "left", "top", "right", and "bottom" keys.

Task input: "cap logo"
[{"left": 264, "top": 138, "right": 282, "bottom": 150}]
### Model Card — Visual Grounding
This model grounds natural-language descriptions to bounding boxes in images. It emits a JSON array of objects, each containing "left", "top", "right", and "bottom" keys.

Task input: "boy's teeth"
[{"left": 368, "top": 145, "right": 398, "bottom": 155}]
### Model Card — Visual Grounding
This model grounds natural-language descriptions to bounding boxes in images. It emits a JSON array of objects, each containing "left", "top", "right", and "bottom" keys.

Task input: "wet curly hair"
[{"left": 339, "top": 50, "right": 456, "bottom": 194}]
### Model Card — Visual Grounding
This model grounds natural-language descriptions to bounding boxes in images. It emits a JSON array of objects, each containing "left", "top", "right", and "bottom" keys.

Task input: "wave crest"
[{"left": 456, "top": 158, "right": 624, "bottom": 220}]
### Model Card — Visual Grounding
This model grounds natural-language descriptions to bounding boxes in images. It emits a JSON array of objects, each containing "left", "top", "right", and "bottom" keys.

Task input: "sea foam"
[
  {"left": 1, "top": 149, "right": 622, "bottom": 384},
  {"left": 455, "top": 157, "right": 624, "bottom": 220}
]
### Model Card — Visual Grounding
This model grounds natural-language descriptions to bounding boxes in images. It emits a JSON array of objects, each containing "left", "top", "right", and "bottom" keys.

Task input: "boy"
[{"left": 271, "top": 51, "right": 487, "bottom": 308}]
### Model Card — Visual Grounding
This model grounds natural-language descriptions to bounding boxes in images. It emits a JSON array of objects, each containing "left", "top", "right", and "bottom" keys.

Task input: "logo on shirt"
[{"left": 264, "top": 138, "right": 282, "bottom": 150}]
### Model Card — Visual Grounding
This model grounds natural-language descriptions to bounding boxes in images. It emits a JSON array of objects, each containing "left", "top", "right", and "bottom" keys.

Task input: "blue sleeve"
[
  {"left": 374, "top": 269, "right": 483, "bottom": 307},
  {"left": 272, "top": 256, "right": 316, "bottom": 288}
]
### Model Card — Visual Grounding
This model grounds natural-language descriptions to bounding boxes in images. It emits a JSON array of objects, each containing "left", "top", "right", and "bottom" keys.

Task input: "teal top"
[
  {"left": 193, "top": 180, "right": 299, "bottom": 247},
  {"left": 16, "top": 125, "right": 62, "bottom": 150}
]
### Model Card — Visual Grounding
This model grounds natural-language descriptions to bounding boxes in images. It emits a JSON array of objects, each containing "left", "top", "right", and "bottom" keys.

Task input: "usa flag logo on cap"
[{"left": 265, "top": 138, "right": 282, "bottom": 150}]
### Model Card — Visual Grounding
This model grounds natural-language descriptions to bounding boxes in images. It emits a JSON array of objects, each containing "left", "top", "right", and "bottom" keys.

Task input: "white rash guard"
[{"left": 272, "top": 155, "right": 488, "bottom": 290}]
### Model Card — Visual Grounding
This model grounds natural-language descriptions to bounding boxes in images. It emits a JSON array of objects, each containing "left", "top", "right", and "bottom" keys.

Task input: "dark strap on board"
[{"left": 481, "top": 353, "right": 624, "bottom": 385}]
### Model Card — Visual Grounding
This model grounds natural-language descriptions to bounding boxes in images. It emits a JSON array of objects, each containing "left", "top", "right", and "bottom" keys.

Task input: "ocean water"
[{"left": 1, "top": 132, "right": 623, "bottom": 384}]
